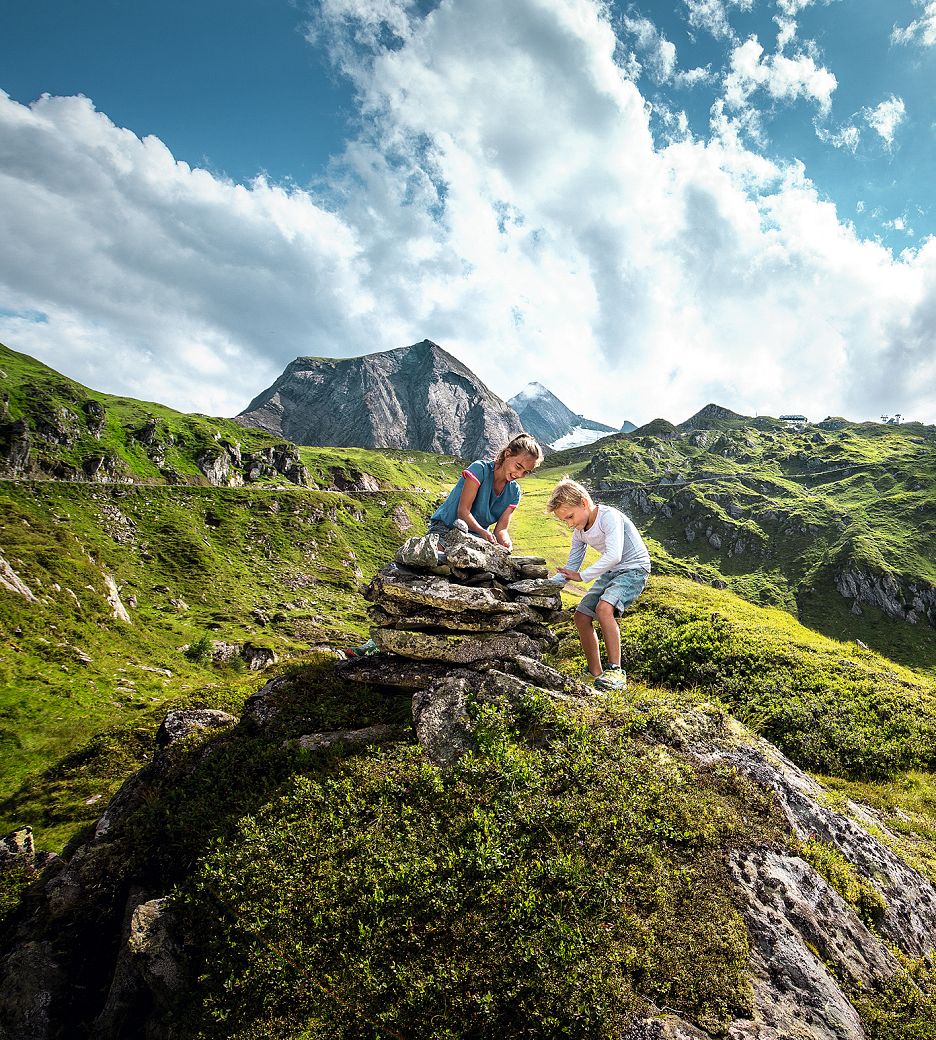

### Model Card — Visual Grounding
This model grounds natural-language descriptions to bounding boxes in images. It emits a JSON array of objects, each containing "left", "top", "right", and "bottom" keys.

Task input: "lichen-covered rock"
[
  {"left": 94, "top": 894, "right": 184, "bottom": 1039},
  {"left": 370, "top": 602, "right": 532, "bottom": 633},
  {"left": 373, "top": 628, "right": 540, "bottom": 665},
  {"left": 0, "top": 940, "right": 67, "bottom": 1040},
  {"left": 412, "top": 676, "right": 476, "bottom": 767},
  {"left": 242, "top": 643, "right": 276, "bottom": 671},
  {"left": 729, "top": 849, "right": 894, "bottom": 1040},
  {"left": 442, "top": 534, "right": 515, "bottom": 580},
  {"left": 155, "top": 708, "right": 237, "bottom": 752},
  {"left": 0, "top": 826, "right": 34, "bottom": 863},
  {"left": 295, "top": 724, "right": 404, "bottom": 752},
  {"left": 366, "top": 568, "right": 512, "bottom": 614},
  {"left": 624, "top": 1016, "right": 712, "bottom": 1040},
  {"left": 695, "top": 736, "right": 936, "bottom": 958}
]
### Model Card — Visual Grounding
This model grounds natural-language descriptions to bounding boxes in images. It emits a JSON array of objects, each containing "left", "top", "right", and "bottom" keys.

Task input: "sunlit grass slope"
[
  {"left": 0, "top": 451, "right": 455, "bottom": 848},
  {"left": 533, "top": 420, "right": 936, "bottom": 675}
]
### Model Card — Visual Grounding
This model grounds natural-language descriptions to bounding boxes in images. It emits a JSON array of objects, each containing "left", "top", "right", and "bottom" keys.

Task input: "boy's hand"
[{"left": 558, "top": 567, "right": 582, "bottom": 582}]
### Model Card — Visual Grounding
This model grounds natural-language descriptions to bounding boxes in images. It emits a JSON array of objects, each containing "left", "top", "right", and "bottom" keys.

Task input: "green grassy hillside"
[
  {"left": 3, "top": 350, "right": 936, "bottom": 1037},
  {"left": 0, "top": 342, "right": 297, "bottom": 483},
  {"left": 537, "top": 418, "right": 936, "bottom": 674},
  {"left": 0, "top": 452, "right": 459, "bottom": 848}
]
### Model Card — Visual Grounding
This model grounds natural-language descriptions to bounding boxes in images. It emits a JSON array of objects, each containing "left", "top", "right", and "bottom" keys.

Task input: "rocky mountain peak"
[
  {"left": 236, "top": 340, "right": 525, "bottom": 459},
  {"left": 508, "top": 381, "right": 615, "bottom": 449},
  {"left": 678, "top": 403, "right": 749, "bottom": 430}
]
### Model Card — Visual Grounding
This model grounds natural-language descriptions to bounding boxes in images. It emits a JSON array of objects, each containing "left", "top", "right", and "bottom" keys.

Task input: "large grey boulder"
[{"left": 694, "top": 736, "right": 936, "bottom": 958}]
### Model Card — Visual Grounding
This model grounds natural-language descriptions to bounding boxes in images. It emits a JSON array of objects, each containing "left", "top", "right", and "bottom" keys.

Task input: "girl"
[{"left": 428, "top": 433, "right": 543, "bottom": 552}]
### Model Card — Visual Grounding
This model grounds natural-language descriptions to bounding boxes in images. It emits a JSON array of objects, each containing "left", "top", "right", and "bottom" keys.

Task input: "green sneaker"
[{"left": 594, "top": 667, "right": 626, "bottom": 691}]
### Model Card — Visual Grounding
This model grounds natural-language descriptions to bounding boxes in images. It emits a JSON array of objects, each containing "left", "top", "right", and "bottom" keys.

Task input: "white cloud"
[
  {"left": 622, "top": 16, "right": 677, "bottom": 82},
  {"left": 774, "top": 17, "right": 798, "bottom": 51},
  {"left": 0, "top": 90, "right": 376, "bottom": 415},
  {"left": 683, "top": 0, "right": 752, "bottom": 41},
  {"left": 816, "top": 123, "right": 860, "bottom": 152},
  {"left": 2, "top": 0, "right": 936, "bottom": 428},
  {"left": 863, "top": 96, "right": 906, "bottom": 148},
  {"left": 892, "top": 1, "right": 936, "bottom": 46},
  {"left": 724, "top": 36, "right": 837, "bottom": 115}
]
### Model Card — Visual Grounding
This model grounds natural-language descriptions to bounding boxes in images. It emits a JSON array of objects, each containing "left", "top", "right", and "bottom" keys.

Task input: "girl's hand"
[
  {"left": 558, "top": 567, "right": 582, "bottom": 582},
  {"left": 495, "top": 530, "right": 512, "bottom": 551},
  {"left": 481, "top": 529, "right": 498, "bottom": 544}
]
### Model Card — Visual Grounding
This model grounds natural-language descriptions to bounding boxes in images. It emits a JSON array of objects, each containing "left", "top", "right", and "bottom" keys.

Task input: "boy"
[{"left": 547, "top": 478, "right": 650, "bottom": 690}]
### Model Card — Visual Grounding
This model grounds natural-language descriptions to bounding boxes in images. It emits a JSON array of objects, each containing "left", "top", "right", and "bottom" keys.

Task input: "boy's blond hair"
[{"left": 546, "top": 478, "right": 594, "bottom": 513}]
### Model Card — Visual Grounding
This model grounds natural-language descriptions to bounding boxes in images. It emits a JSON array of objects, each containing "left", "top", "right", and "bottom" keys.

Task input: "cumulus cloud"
[
  {"left": 863, "top": 95, "right": 906, "bottom": 148},
  {"left": 892, "top": 1, "right": 936, "bottom": 46},
  {"left": 724, "top": 36, "right": 837, "bottom": 115},
  {"left": 2, "top": 0, "right": 936, "bottom": 427},
  {"left": 0, "top": 91, "right": 386, "bottom": 415}
]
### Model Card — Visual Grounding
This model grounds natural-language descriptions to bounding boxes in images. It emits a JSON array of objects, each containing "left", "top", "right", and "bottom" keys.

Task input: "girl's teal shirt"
[{"left": 430, "top": 460, "right": 522, "bottom": 530}]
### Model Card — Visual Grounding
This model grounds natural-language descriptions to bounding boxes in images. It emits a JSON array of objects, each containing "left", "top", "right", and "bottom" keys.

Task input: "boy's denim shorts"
[{"left": 576, "top": 568, "right": 649, "bottom": 618}]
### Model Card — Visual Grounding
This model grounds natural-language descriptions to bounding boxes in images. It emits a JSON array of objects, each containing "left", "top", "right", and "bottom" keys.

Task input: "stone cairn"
[{"left": 340, "top": 527, "right": 585, "bottom": 765}]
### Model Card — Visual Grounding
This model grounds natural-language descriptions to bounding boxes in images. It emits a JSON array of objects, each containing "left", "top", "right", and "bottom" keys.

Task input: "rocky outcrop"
[
  {"left": 0, "top": 554, "right": 37, "bottom": 602},
  {"left": 34, "top": 405, "right": 81, "bottom": 446},
  {"left": 102, "top": 573, "right": 131, "bottom": 623},
  {"left": 649, "top": 708, "right": 936, "bottom": 1038},
  {"left": 235, "top": 339, "right": 525, "bottom": 459},
  {"left": 835, "top": 564, "right": 936, "bottom": 628},
  {"left": 240, "top": 443, "right": 308, "bottom": 486},
  {"left": 83, "top": 400, "right": 106, "bottom": 439},
  {"left": 0, "top": 417, "right": 30, "bottom": 471}
]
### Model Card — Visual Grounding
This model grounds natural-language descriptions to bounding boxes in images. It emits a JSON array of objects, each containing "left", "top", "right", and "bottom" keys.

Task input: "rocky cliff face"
[
  {"left": 508, "top": 382, "right": 615, "bottom": 448},
  {"left": 235, "top": 340, "right": 525, "bottom": 458}
]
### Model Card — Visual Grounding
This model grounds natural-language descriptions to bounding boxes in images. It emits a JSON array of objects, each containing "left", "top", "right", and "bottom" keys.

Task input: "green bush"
[
  {"left": 618, "top": 578, "right": 936, "bottom": 779},
  {"left": 184, "top": 632, "right": 214, "bottom": 664},
  {"left": 856, "top": 958, "right": 936, "bottom": 1040}
]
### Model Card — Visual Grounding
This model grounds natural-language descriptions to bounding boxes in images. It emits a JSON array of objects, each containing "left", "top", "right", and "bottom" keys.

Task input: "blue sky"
[
  {"left": 1, "top": 0, "right": 935, "bottom": 426},
  {"left": 1, "top": 0, "right": 352, "bottom": 185}
]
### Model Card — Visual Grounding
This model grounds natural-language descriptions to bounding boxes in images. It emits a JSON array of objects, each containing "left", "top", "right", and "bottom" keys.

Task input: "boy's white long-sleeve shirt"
[{"left": 560, "top": 504, "right": 651, "bottom": 583}]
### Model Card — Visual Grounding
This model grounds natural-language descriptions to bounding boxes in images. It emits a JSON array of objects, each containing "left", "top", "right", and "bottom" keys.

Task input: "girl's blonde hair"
[
  {"left": 495, "top": 433, "right": 543, "bottom": 467},
  {"left": 546, "top": 477, "right": 593, "bottom": 512}
]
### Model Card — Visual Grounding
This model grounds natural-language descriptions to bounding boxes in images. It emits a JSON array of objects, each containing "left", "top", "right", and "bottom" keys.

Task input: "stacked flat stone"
[{"left": 341, "top": 527, "right": 583, "bottom": 765}]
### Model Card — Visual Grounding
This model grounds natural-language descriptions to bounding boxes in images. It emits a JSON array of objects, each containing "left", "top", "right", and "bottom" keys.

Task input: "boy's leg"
[
  {"left": 595, "top": 600, "right": 621, "bottom": 666},
  {"left": 574, "top": 609, "right": 603, "bottom": 677}
]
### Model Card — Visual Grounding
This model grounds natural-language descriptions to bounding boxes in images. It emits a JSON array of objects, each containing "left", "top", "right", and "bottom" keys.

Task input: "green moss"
[
  {"left": 615, "top": 576, "right": 936, "bottom": 778},
  {"left": 800, "top": 838, "right": 887, "bottom": 928},
  {"left": 855, "top": 958, "right": 936, "bottom": 1039}
]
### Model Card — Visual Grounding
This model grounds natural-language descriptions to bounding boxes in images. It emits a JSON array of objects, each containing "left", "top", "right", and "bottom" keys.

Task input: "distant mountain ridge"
[
  {"left": 508, "top": 382, "right": 616, "bottom": 449},
  {"left": 237, "top": 340, "right": 524, "bottom": 459}
]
